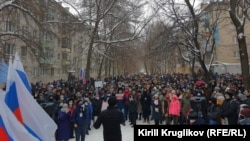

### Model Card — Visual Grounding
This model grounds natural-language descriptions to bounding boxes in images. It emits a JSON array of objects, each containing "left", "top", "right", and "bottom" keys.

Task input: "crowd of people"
[{"left": 30, "top": 72, "right": 250, "bottom": 141}]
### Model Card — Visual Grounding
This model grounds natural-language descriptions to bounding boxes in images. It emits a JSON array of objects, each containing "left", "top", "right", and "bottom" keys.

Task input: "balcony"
[
  {"left": 40, "top": 40, "right": 54, "bottom": 48},
  {"left": 61, "top": 48, "right": 71, "bottom": 53},
  {"left": 39, "top": 58, "right": 53, "bottom": 65},
  {"left": 61, "top": 59, "right": 71, "bottom": 65},
  {"left": 203, "top": 31, "right": 211, "bottom": 37}
]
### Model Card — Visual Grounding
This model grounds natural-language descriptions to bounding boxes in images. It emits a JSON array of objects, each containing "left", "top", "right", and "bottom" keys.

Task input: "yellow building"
[{"left": 200, "top": 1, "right": 250, "bottom": 74}]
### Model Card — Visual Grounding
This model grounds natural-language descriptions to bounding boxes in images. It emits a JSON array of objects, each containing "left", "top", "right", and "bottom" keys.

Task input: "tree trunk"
[
  {"left": 238, "top": 33, "right": 250, "bottom": 90},
  {"left": 97, "top": 55, "right": 105, "bottom": 79},
  {"left": 229, "top": 0, "right": 250, "bottom": 90},
  {"left": 85, "top": 21, "right": 100, "bottom": 80}
]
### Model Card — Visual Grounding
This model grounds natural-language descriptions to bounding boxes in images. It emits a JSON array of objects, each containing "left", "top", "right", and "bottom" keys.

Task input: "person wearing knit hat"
[{"left": 94, "top": 95, "right": 125, "bottom": 141}]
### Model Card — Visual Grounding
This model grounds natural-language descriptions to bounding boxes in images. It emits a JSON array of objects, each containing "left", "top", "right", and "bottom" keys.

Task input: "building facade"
[
  {"left": 200, "top": 1, "right": 250, "bottom": 74},
  {"left": 0, "top": 0, "right": 88, "bottom": 83}
]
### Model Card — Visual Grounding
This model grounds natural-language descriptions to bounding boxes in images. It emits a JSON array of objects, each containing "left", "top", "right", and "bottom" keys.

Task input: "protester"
[
  {"left": 56, "top": 103, "right": 71, "bottom": 141},
  {"left": 221, "top": 90, "right": 239, "bottom": 125},
  {"left": 141, "top": 88, "right": 151, "bottom": 124},
  {"left": 94, "top": 96, "right": 125, "bottom": 141},
  {"left": 151, "top": 94, "right": 162, "bottom": 125},
  {"left": 72, "top": 100, "right": 88, "bottom": 141},
  {"left": 128, "top": 93, "right": 138, "bottom": 127}
]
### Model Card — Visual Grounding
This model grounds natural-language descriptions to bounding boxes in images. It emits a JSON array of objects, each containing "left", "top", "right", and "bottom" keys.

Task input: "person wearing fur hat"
[
  {"left": 94, "top": 96, "right": 125, "bottom": 141},
  {"left": 238, "top": 106, "right": 250, "bottom": 125},
  {"left": 221, "top": 90, "right": 239, "bottom": 125}
]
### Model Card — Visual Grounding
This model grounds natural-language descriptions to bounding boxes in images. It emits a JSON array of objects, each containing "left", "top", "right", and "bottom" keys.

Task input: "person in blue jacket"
[{"left": 72, "top": 100, "right": 88, "bottom": 141}]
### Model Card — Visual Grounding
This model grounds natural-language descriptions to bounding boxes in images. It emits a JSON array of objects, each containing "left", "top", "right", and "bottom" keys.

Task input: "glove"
[{"left": 122, "top": 123, "right": 126, "bottom": 126}]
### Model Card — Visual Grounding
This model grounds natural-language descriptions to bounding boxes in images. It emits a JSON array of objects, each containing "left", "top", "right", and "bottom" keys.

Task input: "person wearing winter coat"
[
  {"left": 207, "top": 97, "right": 223, "bottom": 125},
  {"left": 94, "top": 96, "right": 125, "bottom": 141},
  {"left": 238, "top": 105, "right": 250, "bottom": 125},
  {"left": 56, "top": 103, "right": 71, "bottom": 141},
  {"left": 180, "top": 91, "right": 191, "bottom": 125},
  {"left": 162, "top": 93, "right": 170, "bottom": 125},
  {"left": 91, "top": 94, "right": 102, "bottom": 122},
  {"left": 141, "top": 88, "right": 151, "bottom": 124},
  {"left": 151, "top": 94, "right": 162, "bottom": 125},
  {"left": 128, "top": 93, "right": 138, "bottom": 127},
  {"left": 84, "top": 98, "right": 93, "bottom": 135},
  {"left": 168, "top": 93, "right": 181, "bottom": 125},
  {"left": 72, "top": 100, "right": 88, "bottom": 141},
  {"left": 221, "top": 90, "right": 239, "bottom": 125}
]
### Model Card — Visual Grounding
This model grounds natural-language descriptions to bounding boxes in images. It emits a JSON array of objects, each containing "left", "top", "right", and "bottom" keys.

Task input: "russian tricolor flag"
[
  {"left": 4, "top": 53, "right": 57, "bottom": 141},
  {"left": 0, "top": 91, "right": 39, "bottom": 141},
  {"left": 79, "top": 68, "right": 86, "bottom": 85},
  {"left": 12, "top": 53, "right": 32, "bottom": 93}
]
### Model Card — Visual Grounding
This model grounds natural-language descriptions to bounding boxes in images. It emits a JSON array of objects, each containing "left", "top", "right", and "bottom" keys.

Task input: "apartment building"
[
  {"left": 0, "top": 0, "right": 88, "bottom": 83},
  {"left": 200, "top": 1, "right": 250, "bottom": 74}
]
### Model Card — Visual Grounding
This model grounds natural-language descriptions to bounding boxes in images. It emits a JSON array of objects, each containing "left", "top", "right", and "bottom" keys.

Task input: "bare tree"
[
  {"left": 152, "top": 0, "right": 227, "bottom": 81},
  {"left": 229, "top": 0, "right": 250, "bottom": 90}
]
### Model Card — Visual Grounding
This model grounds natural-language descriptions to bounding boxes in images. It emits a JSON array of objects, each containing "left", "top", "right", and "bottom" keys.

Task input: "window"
[
  {"left": 33, "top": 30, "right": 37, "bottom": 38},
  {"left": 22, "top": 26, "right": 28, "bottom": 37},
  {"left": 62, "top": 53, "right": 67, "bottom": 60},
  {"left": 57, "top": 68, "right": 61, "bottom": 76},
  {"left": 73, "top": 57, "right": 77, "bottom": 63},
  {"left": 4, "top": 21, "right": 16, "bottom": 32},
  {"left": 31, "top": 67, "right": 37, "bottom": 77},
  {"left": 4, "top": 43, "right": 14, "bottom": 55},
  {"left": 30, "top": 49, "right": 37, "bottom": 58},
  {"left": 234, "top": 51, "right": 240, "bottom": 58},
  {"left": 57, "top": 53, "right": 60, "bottom": 60},
  {"left": 233, "top": 36, "right": 237, "bottom": 44},
  {"left": 62, "top": 67, "right": 67, "bottom": 75},
  {"left": 40, "top": 31, "right": 54, "bottom": 41},
  {"left": 40, "top": 67, "right": 47, "bottom": 76},
  {"left": 51, "top": 68, "right": 54, "bottom": 76},
  {"left": 21, "top": 46, "right": 27, "bottom": 56}
]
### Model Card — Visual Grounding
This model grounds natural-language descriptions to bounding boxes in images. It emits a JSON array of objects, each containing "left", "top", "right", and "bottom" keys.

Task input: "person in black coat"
[
  {"left": 91, "top": 94, "right": 102, "bottom": 122},
  {"left": 128, "top": 94, "right": 138, "bottom": 127},
  {"left": 221, "top": 90, "right": 239, "bottom": 125},
  {"left": 141, "top": 89, "right": 151, "bottom": 123},
  {"left": 94, "top": 96, "right": 125, "bottom": 141}
]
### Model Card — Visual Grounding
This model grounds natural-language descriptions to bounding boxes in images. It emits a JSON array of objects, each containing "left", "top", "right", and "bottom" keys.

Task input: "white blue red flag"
[
  {"left": 4, "top": 53, "right": 57, "bottom": 141},
  {"left": 0, "top": 90, "right": 39, "bottom": 141},
  {"left": 13, "top": 53, "right": 32, "bottom": 93},
  {"left": 79, "top": 68, "right": 86, "bottom": 85}
]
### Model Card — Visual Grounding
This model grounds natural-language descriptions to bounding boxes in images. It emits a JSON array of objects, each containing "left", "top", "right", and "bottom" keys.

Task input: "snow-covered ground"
[{"left": 68, "top": 119, "right": 152, "bottom": 141}]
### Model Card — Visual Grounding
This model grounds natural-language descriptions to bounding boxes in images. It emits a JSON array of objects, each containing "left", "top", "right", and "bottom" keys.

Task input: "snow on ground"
[{"left": 68, "top": 118, "right": 153, "bottom": 141}]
